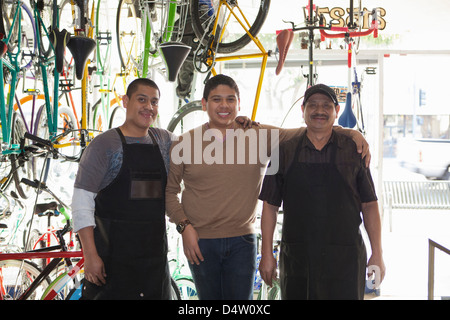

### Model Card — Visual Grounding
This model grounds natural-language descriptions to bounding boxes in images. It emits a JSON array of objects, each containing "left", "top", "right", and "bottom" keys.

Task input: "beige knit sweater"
[{"left": 165, "top": 123, "right": 303, "bottom": 239}]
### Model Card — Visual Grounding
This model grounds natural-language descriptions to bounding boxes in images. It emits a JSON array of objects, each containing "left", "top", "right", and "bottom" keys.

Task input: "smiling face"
[
  {"left": 202, "top": 84, "right": 240, "bottom": 130},
  {"left": 301, "top": 93, "right": 340, "bottom": 132},
  {"left": 122, "top": 84, "right": 160, "bottom": 136}
]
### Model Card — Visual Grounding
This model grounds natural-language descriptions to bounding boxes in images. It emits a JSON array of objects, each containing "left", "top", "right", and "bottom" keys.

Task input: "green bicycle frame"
[
  {"left": 0, "top": 4, "right": 22, "bottom": 151},
  {"left": 95, "top": 0, "right": 112, "bottom": 127},
  {"left": 141, "top": 0, "right": 178, "bottom": 78},
  {"left": 0, "top": 1, "right": 61, "bottom": 153},
  {"left": 32, "top": 3, "right": 60, "bottom": 139}
]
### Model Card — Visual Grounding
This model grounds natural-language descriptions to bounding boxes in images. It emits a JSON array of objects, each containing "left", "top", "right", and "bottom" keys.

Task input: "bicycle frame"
[
  {"left": 0, "top": 250, "right": 83, "bottom": 300},
  {"left": 118, "top": 0, "right": 188, "bottom": 80},
  {"left": 196, "top": 0, "right": 269, "bottom": 120},
  {"left": 1, "top": 158, "right": 83, "bottom": 300},
  {"left": 93, "top": 0, "right": 132, "bottom": 132},
  {"left": 0, "top": 0, "right": 62, "bottom": 153},
  {"left": 0, "top": 1, "right": 25, "bottom": 150},
  {"left": 141, "top": 0, "right": 180, "bottom": 78},
  {"left": 318, "top": 0, "right": 379, "bottom": 133},
  {"left": 32, "top": 1, "right": 60, "bottom": 138}
]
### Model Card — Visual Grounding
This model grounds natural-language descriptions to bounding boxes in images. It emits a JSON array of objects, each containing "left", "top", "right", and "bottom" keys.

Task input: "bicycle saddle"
[
  {"left": 34, "top": 201, "right": 59, "bottom": 216},
  {"left": 159, "top": 41, "right": 191, "bottom": 82},
  {"left": 66, "top": 36, "right": 96, "bottom": 80},
  {"left": 338, "top": 92, "right": 357, "bottom": 128},
  {"left": 50, "top": 28, "right": 70, "bottom": 74},
  {"left": 275, "top": 29, "right": 293, "bottom": 75}
]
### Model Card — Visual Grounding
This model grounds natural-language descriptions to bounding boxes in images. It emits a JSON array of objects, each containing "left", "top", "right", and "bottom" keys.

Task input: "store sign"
[{"left": 311, "top": 7, "right": 387, "bottom": 30}]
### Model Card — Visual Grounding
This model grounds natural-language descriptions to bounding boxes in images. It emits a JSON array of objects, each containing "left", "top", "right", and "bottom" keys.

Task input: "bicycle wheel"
[
  {"left": 33, "top": 105, "right": 79, "bottom": 188},
  {"left": 95, "top": 0, "right": 113, "bottom": 72},
  {"left": 175, "top": 277, "right": 198, "bottom": 300},
  {"left": 0, "top": 259, "right": 51, "bottom": 300},
  {"left": 190, "top": 0, "right": 270, "bottom": 54},
  {"left": 1, "top": 0, "right": 20, "bottom": 52},
  {"left": 33, "top": 0, "right": 56, "bottom": 58},
  {"left": 41, "top": 267, "right": 83, "bottom": 300},
  {"left": 1, "top": 1, "right": 37, "bottom": 69},
  {"left": 166, "top": 100, "right": 206, "bottom": 135},
  {"left": 109, "top": 104, "right": 126, "bottom": 129},
  {"left": 92, "top": 96, "right": 123, "bottom": 131},
  {"left": 170, "top": 277, "right": 181, "bottom": 300},
  {"left": 116, "top": 0, "right": 142, "bottom": 74},
  {"left": 10, "top": 112, "right": 34, "bottom": 199},
  {"left": 91, "top": 98, "right": 107, "bottom": 133}
]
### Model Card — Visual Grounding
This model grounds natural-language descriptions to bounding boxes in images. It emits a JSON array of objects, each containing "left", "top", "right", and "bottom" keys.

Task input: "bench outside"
[{"left": 382, "top": 180, "right": 450, "bottom": 232}]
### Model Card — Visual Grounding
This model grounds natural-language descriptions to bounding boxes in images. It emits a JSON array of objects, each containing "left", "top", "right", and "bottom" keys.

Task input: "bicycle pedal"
[{"left": 23, "top": 89, "right": 40, "bottom": 95}]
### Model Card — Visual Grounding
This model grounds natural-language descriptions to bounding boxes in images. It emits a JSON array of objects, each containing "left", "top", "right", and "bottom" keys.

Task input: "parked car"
[{"left": 397, "top": 137, "right": 450, "bottom": 180}]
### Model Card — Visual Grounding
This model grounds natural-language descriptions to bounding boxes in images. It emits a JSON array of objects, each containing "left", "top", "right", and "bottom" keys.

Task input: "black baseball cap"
[{"left": 303, "top": 84, "right": 339, "bottom": 106}]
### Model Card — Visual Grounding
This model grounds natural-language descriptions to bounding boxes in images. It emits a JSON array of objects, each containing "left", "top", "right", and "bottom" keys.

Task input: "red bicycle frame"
[{"left": 0, "top": 250, "right": 83, "bottom": 300}]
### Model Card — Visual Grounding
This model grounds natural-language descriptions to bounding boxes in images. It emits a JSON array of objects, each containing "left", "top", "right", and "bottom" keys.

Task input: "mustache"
[{"left": 311, "top": 113, "right": 329, "bottom": 119}]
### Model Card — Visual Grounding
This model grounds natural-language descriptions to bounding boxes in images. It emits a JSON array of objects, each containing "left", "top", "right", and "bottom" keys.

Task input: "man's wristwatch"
[{"left": 176, "top": 220, "right": 191, "bottom": 234}]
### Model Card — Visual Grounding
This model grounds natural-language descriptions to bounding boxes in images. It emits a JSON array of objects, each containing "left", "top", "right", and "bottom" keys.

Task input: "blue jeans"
[{"left": 188, "top": 234, "right": 257, "bottom": 300}]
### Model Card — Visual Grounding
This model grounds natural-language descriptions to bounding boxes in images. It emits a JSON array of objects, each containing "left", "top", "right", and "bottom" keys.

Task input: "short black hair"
[
  {"left": 203, "top": 74, "right": 240, "bottom": 100},
  {"left": 126, "top": 78, "right": 160, "bottom": 98}
]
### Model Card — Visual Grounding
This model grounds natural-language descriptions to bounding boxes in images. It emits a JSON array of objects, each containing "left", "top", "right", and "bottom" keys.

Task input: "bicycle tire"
[
  {"left": 66, "top": 279, "right": 83, "bottom": 300},
  {"left": 95, "top": 0, "right": 113, "bottom": 117},
  {"left": 34, "top": 0, "right": 56, "bottom": 58},
  {"left": 166, "top": 100, "right": 205, "bottom": 134},
  {"left": 33, "top": 104, "right": 79, "bottom": 186},
  {"left": 92, "top": 96, "right": 123, "bottom": 131},
  {"left": 0, "top": 259, "right": 51, "bottom": 300},
  {"left": 190, "top": 0, "right": 270, "bottom": 54},
  {"left": 95, "top": 0, "right": 112, "bottom": 73},
  {"left": 41, "top": 267, "right": 83, "bottom": 300},
  {"left": 175, "top": 277, "right": 198, "bottom": 300},
  {"left": 21, "top": 2, "right": 38, "bottom": 70},
  {"left": 116, "top": 0, "right": 141, "bottom": 73},
  {"left": 92, "top": 98, "right": 107, "bottom": 132},
  {"left": 10, "top": 112, "right": 34, "bottom": 199},
  {"left": 109, "top": 104, "right": 126, "bottom": 129},
  {"left": 1, "top": 2, "right": 36, "bottom": 69},
  {"left": 170, "top": 277, "right": 181, "bottom": 300}
]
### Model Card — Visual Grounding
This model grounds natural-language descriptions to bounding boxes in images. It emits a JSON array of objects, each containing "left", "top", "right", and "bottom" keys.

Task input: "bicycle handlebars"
[
  {"left": 319, "top": 14, "right": 379, "bottom": 41},
  {"left": 22, "top": 131, "right": 81, "bottom": 162},
  {"left": 24, "top": 132, "right": 53, "bottom": 149}
]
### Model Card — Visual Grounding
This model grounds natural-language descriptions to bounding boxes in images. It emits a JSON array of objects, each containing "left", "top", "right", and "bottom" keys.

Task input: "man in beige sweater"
[{"left": 165, "top": 74, "right": 369, "bottom": 300}]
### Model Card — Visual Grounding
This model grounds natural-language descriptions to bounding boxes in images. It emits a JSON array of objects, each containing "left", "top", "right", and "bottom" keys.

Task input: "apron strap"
[
  {"left": 147, "top": 128, "right": 158, "bottom": 145},
  {"left": 115, "top": 127, "right": 158, "bottom": 146},
  {"left": 115, "top": 127, "right": 127, "bottom": 144}
]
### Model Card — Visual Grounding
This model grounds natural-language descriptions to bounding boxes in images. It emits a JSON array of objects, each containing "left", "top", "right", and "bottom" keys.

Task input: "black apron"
[
  {"left": 280, "top": 133, "right": 366, "bottom": 300},
  {"left": 82, "top": 128, "right": 171, "bottom": 300}
]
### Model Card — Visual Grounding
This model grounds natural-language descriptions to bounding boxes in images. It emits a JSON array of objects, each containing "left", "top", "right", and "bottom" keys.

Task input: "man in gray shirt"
[{"left": 72, "top": 78, "right": 175, "bottom": 299}]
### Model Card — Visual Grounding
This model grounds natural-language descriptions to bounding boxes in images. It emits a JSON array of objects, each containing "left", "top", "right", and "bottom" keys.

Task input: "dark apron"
[
  {"left": 82, "top": 128, "right": 171, "bottom": 300},
  {"left": 280, "top": 134, "right": 366, "bottom": 300}
]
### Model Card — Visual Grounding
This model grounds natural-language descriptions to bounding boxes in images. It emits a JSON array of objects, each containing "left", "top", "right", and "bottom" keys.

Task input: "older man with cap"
[{"left": 258, "top": 84, "right": 385, "bottom": 300}]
